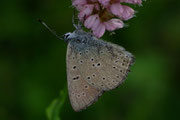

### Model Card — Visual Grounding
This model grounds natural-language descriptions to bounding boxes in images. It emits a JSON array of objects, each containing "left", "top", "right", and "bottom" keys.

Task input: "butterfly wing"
[
  {"left": 66, "top": 43, "right": 103, "bottom": 112},
  {"left": 66, "top": 37, "right": 134, "bottom": 111},
  {"left": 84, "top": 42, "right": 135, "bottom": 91}
]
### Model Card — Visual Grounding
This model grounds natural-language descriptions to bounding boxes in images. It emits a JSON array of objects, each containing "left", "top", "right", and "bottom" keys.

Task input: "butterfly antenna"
[{"left": 37, "top": 19, "right": 63, "bottom": 40}]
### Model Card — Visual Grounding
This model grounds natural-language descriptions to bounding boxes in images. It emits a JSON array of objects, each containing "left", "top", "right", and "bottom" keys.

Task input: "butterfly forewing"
[
  {"left": 66, "top": 31, "right": 134, "bottom": 111},
  {"left": 66, "top": 43, "right": 103, "bottom": 112}
]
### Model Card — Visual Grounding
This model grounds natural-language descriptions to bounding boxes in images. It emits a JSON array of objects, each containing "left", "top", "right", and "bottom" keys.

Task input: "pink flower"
[
  {"left": 84, "top": 14, "right": 124, "bottom": 38},
  {"left": 78, "top": 4, "right": 94, "bottom": 20},
  {"left": 98, "top": 0, "right": 110, "bottom": 7},
  {"left": 109, "top": 3, "right": 135, "bottom": 20},
  {"left": 72, "top": 0, "right": 87, "bottom": 10},
  {"left": 104, "top": 19, "right": 124, "bottom": 31},
  {"left": 72, "top": 0, "right": 142, "bottom": 38},
  {"left": 120, "top": 0, "right": 142, "bottom": 4},
  {"left": 84, "top": 14, "right": 99, "bottom": 29},
  {"left": 72, "top": 0, "right": 87, "bottom": 7}
]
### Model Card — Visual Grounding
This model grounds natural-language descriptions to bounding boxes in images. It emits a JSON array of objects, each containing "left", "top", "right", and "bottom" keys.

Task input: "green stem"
[{"left": 46, "top": 85, "right": 68, "bottom": 120}]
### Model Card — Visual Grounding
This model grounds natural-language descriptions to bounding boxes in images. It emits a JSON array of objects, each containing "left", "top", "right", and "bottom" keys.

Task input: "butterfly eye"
[{"left": 64, "top": 33, "right": 71, "bottom": 40}]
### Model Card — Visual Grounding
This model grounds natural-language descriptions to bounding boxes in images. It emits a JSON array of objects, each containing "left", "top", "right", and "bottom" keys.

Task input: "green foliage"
[
  {"left": 0, "top": 0, "right": 180, "bottom": 120},
  {"left": 46, "top": 87, "right": 67, "bottom": 120}
]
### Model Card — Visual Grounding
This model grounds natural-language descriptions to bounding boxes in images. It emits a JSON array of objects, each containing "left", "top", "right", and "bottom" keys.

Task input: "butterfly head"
[
  {"left": 63, "top": 32, "right": 74, "bottom": 42},
  {"left": 63, "top": 30, "right": 94, "bottom": 43}
]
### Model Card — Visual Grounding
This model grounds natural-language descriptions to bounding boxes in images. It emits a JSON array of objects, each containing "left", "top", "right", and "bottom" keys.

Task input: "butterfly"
[{"left": 38, "top": 20, "right": 135, "bottom": 112}]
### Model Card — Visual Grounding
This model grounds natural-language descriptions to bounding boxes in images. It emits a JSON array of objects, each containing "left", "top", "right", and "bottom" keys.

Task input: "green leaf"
[{"left": 46, "top": 87, "right": 67, "bottom": 120}]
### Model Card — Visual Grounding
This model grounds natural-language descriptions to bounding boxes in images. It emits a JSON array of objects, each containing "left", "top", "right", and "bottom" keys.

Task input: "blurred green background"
[{"left": 0, "top": 0, "right": 180, "bottom": 120}]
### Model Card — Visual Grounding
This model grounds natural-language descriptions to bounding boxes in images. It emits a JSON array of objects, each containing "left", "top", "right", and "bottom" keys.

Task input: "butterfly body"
[
  {"left": 38, "top": 20, "right": 134, "bottom": 112},
  {"left": 64, "top": 29, "right": 135, "bottom": 112}
]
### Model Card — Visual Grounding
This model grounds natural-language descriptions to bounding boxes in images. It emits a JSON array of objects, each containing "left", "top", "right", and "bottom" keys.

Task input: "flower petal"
[
  {"left": 120, "top": 0, "right": 142, "bottom": 5},
  {"left": 91, "top": 15, "right": 101, "bottom": 31},
  {"left": 110, "top": 3, "right": 134, "bottom": 20},
  {"left": 84, "top": 14, "right": 99, "bottom": 29},
  {"left": 105, "top": 19, "right": 124, "bottom": 31},
  {"left": 72, "top": 0, "right": 87, "bottom": 6},
  {"left": 93, "top": 23, "right": 105, "bottom": 38},
  {"left": 72, "top": 0, "right": 87, "bottom": 10},
  {"left": 78, "top": 4, "right": 94, "bottom": 20},
  {"left": 120, "top": 5, "right": 134, "bottom": 20},
  {"left": 104, "top": 22, "right": 115, "bottom": 31},
  {"left": 109, "top": 2, "right": 124, "bottom": 17},
  {"left": 98, "top": 0, "right": 110, "bottom": 7}
]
